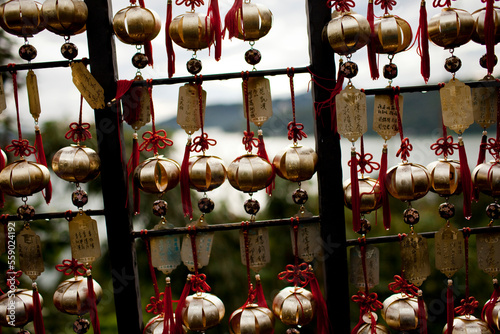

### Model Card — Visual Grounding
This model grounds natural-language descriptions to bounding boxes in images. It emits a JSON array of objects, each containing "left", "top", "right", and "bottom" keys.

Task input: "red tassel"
[
  {"left": 129, "top": 135, "right": 140, "bottom": 215},
  {"left": 207, "top": 0, "right": 222, "bottom": 61},
  {"left": 418, "top": 290, "right": 427, "bottom": 334},
  {"left": 223, "top": 0, "right": 243, "bottom": 39},
  {"left": 350, "top": 150, "right": 360, "bottom": 232},
  {"left": 378, "top": 145, "right": 390, "bottom": 230},
  {"left": 474, "top": 133, "right": 488, "bottom": 201},
  {"left": 309, "top": 274, "right": 331, "bottom": 334},
  {"left": 0, "top": 148, "right": 5, "bottom": 208},
  {"left": 180, "top": 140, "right": 193, "bottom": 219},
  {"left": 446, "top": 279, "right": 454, "bottom": 334},
  {"left": 166, "top": 0, "right": 175, "bottom": 78},
  {"left": 162, "top": 278, "right": 175, "bottom": 334},
  {"left": 87, "top": 273, "right": 101, "bottom": 334},
  {"left": 257, "top": 132, "right": 275, "bottom": 196},
  {"left": 367, "top": 0, "right": 379, "bottom": 80},
  {"left": 144, "top": 41, "right": 153, "bottom": 67},
  {"left": 254, "top": 274, "right": 268, "bottom": 308},
  {"left": 35, "top": 128, "right": 52, "bottom": 205},
  {"left": 482, "top": 281, "right": 500, "bottom": 331},
  {"left": 485, "top": 0, "right": 495, "bottom": 75},
  {"left": 174, "top": 276, "right": 192, "bottom": 334},
  {"left": 458, "top": 139, "right": 472, "bottom": 220},
  {"left": 419, "top": 0, "right": 430, "bottom": 83},
  {"left": 32, "top": 283, "right": 45, "bottom": 334}
]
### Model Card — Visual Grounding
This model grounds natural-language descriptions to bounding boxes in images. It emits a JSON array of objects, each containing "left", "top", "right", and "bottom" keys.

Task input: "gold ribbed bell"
[
  {"left": 189, "top": 155, "right": 226, "bottom": 192},
  {"left": 426, "top": 159, "right": 462, "bottom": 196},
  {"left": 0, "top": 159, "right": 50, "bottom": 197},
  {"left": 443, "top": 315, "right": 492, "bottom": 333},
  {"left": 272, "top": 287, "right": 315, "bottom": 327},
  {"left": 372, "top": 15, "right": 412, "bottom": 54},
  {"left": 52, "top": 144, "right": 100, "bottom": 183},
  {"left": 234, "top": 2, "right": 272, "bottom": 41},
  {"left": 385, "top": 163, "right": 430, "bottom": 201},
  {"left": 144, "top": 314, "right": 187, "bottom": 334},
  {"left": 0, "top": 289, "right": 40, "bottom": 327},
  {"left": 133, "top": 156, "right": 180, "bottom": 194},
  {"left": 472, "top": 7, "right": 500, "bottom": 45},
  {"left": 113, "top": 5, "right": 161, "bottom": 45},
  {"left": 229, "top": 304, "right": 274, "bottom": 334},
  {"left": 382, "top": 293, "right": 426, "bottom": 331},
  {"left": 356, "top": 313, "right": 390, "bottom": 334},
  {"left": 41, "top": 0, "right": 87, "bottom": 36},
  {"left": 483, "top": 297, "right": 500, "bottom": 331},
  {"left": 472, "top": 161, "right": 500, "bottom": 197},
  {"left": 428, "top": 8, "right": 475, "bottom": 49},
  {"left": 0, "top": 0, "right": 45, "bottom": 37},
  {"left": 182, "top": 292, "right": 225, "bottom": 331},
  {"left": 323, "top": 10, "right": 371, "bottom": 55},
  {"left": 53, "top": 276, "right": 102, "bottom": 316},
  {"left": 343, "top": 177, "right": 382, "bottom": 213},
  {"left": 169, "top": 12, "right": 213, "bottom": 50},
  {"left": 272, "top": 145, "right": 317, "bottom": 182},
  {"left": 227, "top": 154, "right": 274, "bottom": 193}
]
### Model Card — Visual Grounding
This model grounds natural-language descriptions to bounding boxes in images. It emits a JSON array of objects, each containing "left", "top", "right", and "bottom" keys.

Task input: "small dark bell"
[
  {"left": 19, "top": 44, "right": 37, "bottom": 61},
  {"left": 356, "top": 218, "right": 371, "bottom": 235},
  {"left": 340, "top": 61, "right": 358, "bottom": 79},
  {"left": 17, "top": 204, "right": 35, "bottom": 221},
  {"left": 131, "top": 53, "right": 148, "bottom": 69},
  {"left": 244, "top": 198, "right": 260, "bottom": 215},
  {"left": 292, "top": 188, "right": 308, "bottom": 205},
  {"left": 61, "top": 42, "right": 78, "bottom": 60},
  {"left": 444, "top": 55, "right": 462, "bottom": 73},
  {"left": 403, "top": 207, "right": 420, "bottom": 225},
  {"left": 479, "top": 54, "right": 498, "bottom": 69},
  {"left": 198, "top": 197, "right": 215, "bottom": 214},
  {"left": 73, "top": 318, "right": 90, "bottom": 334},
  {"left": 383, "top": 63, "right": 398, "bottom": 80},
  {"left": 245, "top": 48, "right": 261, "bottom": 66},
  {"left": 438, "top": 202, "right": 455, "bottom": 220},
  {"left": 152, "top": 200, "right": 168, "bottom": 217},
  {"left": 186, "top": 58, "right": 202, "bottom": 75},
  {"left": 486, "top": 202, "right": 500, "bottom": 220},
  {"left": 72, "top": 189, "right": 88, "bottom": 208}
]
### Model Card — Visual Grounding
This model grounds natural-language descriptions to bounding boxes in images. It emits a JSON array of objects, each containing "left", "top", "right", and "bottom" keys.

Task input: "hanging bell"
[
  {"left": 144, "top": 314, "right": 187, "bottom": 334},
  {"left": 0, "top": 0, "right": 45, "bottom": 37},
  {"left": 0, "top": 288, "right": 41, "bottom": 328},
  {"left": 53, "top": 276, "right": 102, "bottom": 316},
  {"left": 483, "top": 297, "right": 500, "bottom": 331},
  {"left": 41, "top": 0, "right": 87, "bottom": 36},
  {"left": 426, "top": 159, "right": 462, "bottom": 196},
  {"left": 355, "top": 313, "right": 390, "bottom": 334},
  {"left": 169, "top": 12, "right": 214, "bottom": 51},
  {"left": 113, "top": 5, "right": 161, "bottom": 45},
  {"left": 344, "top": 177, "right": 382, "bottom": 214},
  {"left": 472, "top": 7, "right": 500, "bottom": 45},
  {"left": 233, "top": 2, "right": 272, "bottom": 42},
  {"left": 181, "top": 292, "right": 225, "bottom": 331},
  {"left": 272, "top": 145, "right": 317, "bottom": 182},
  {"left": 229, "top": 304, "right": 275, "bottom": 334},
  {"left": 133, "top": 156, "right": 180, "bottom": 194},
  {"left": 428, "top": 8, "right": 474, "bottom": 49},
  {"left": 323, "top": 10, "right": 371, "bottom": 55},
  {"left": 227, "top": 154, "right": 274, "bottom": 193},
  {"left": 382, "top": 293, "right": 426, "bottom": 332},
  {"left": 443, "top": 315, "right": 492, "bottom": 333},
  {"left": 189, "top": 155, "right": 226, "bottom": 192},
  {"left": 371, "top": 15, "right": 412, "bottom": 54},
  {"left": 472, "top": 161, "right": 500, "bottom": 197},
  {"left": 0, "top": 159, "right": 50, "bottom": 197},
  {"left": 385, "top": 163, "right": 430, "bottom": 201},
  {"left": 272, "top": 287, "right": 315, "bottom": 327},
  {"left": 52, "top": 144, "right": 101, "bottom": 183}
]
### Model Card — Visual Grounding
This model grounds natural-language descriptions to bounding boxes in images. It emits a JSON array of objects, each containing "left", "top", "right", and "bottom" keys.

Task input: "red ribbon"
[
  {"left": 191, "top": 133, "right": 216, "bottom": 153},
  {"left": 65, "top": 122, "right": 92, "bottom": 143},
  {"left": 327, "top": 0, "right": 355, "bottom": 11},
  {"left": 145, "top": 292, "right": 164, "bottom": 315},
  {"left": 242, "top": 131, "right": 259, "bottom": 152},
  {"left": 455, "top": 296, "right": 479, "bottom": 316},
  {"left": 430, "top": 135, "right": 458, "bottom": 158},
  {"left": 191, "top": 273, "right": 211, "bottom": 293},
  {"left": 277, "top": 263, "right": 313, "bottom": 287},
  {"left": 55, "top": 259, "right": 86, "bottom": 276},
  {"left": 396, "top": 137, "right": 413, "bottom": 161},
  {"left": 287, "top": 122, "right": 307, "bottom": 142},
  {"left": 5, "top": 139, "right": 36, "bottom": 157},
  {"left": 486, "top": 137, "right": 500, "bottom": 160},
  {"left": 351, "top": 291, "right": 383, "bottom": 313},
  {"left": 139, "top": 129, "right": 173, "bottom": 153},
  {"left": 388, "top": 275, "right": 419, "bottom": 297}
]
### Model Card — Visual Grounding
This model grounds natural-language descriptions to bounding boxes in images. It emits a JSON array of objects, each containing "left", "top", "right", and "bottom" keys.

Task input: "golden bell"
[
  {"left": 144, "top": 314, "right": 187, "bottom": 334},
  {"left": 53, "top": 276, "right": 102, "bottom": 316},
  {"left": 472, "top": 7, "right": 500, "bottom": 45},
  {"left": 52, "top": 144, "right": 100, "bottom": 183},
  {"left": 372, "top": 15, "right": 412, "bottom": 54},
  {"left": 229, "top": 304, "right": 275, "bottom": 334},
  {"left": 426, "top": 159, "right": 462, "bottom": 196},
  {"left": 472, "top": 161, "right": 500, "bottom": 197},
  {"left": 272, "top": 287, "right": 315, "bottom": 327},
  {"left": 343, "top": 177, "right": 382, "bottom": 213},
  {"left": 483, "top": 297, "right": 500, "bottom": 331},
  {"left": 382, "top": 293, "right": 426, "bottom": 331},
  {"left": 428, "top": 8, "right": 475, "bottom": 49},
  {"left": 0, "top": 159, "right": 50, "bottom": 197},
  {"left": 169, "top": 12, "right": 213, "bottom": 51},
  {"left": 182, "top": 292, "right": 225, "bottom": 331},
  {"left": 356, "top": 313, "right": 390, "bottom": 334},
  {"left": 272, "top": 145, "right": 317, "bottom": 182},
  {"left": 234, "top": 2, "right": 272, "bottom": 41},
  {"left": 227, "top": 154, "right": 274, "bottom": 193},
  {"left": 41, "top": 0, "right": 87, "bottom": 36},
  {"left": 133, "top": 156, "right": 180, "bottom": 194},
  {"left": 323, "top": 10, "right": 371, "bottom": 55},
  {"left": 0, "top": 288, "right": 41, "bottom": 327},
  {"left": 442, "top": 315, "right": 492, "bottom": 333},
  {"left": 189, "top": 155, "right": 226, "bottom": 192},
  {"left": 0, "top": 0, "right": 45, "bottom": 37},
  {"left": 385, "top": 162, "right": 430, "bottom": 201},
  {"left": 113, "top": 5, "right": 161, "bottom": 45}
]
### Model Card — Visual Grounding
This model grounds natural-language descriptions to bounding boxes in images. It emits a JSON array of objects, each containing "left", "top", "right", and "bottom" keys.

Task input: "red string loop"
[
  {"left": 277, "top": 263, "right": 313, "bottom": 287},
  {"left": 242, "top": 131, "right": 259, "bottom": 152},
  {"left": 375, "top": 0, "right": 396, "bottom": 13},
  {"left": 354, "top": 152, "right": 380, "bottom": 175},
  {"left": 55, "top": 259, "right": 87, "bottom": 276},
  {"left": 191, "top": 273, "right": 211, "bottom": 293},
  {"left": 5, "top": 139, "right": 36, "bottom": 157},
  {"left": 65, "top": 122, "right": 92, "bottom": 143},
  {"left": 396, "top": 137, "right": 413, "bottom": 161},
  {"left": 139, "top": 129, "right": 173, "bottom": 153},
  {"left": 6, "top": 270, "right": 23, "bottom": 287},
  {"left": 433, "top": 0, "right": 452, "bottom": 7},
  {"left": 327, "top": 0, "right": 355, "bottom": 11},
  {"left": 287, "top": 121, "right": 307, "bottom": 142},
  {"left": 455, "top": 296, "right": 479, "bottom": 316},
  {"left": 191, "top": 133, "right": 216, "bottom": 153},
  {"left": 176, "top": 0, "right": 203, "bottom": 9},
  {"left": 430, "top": 135, "right": 458, "bottom": 158},
  {"left": 351, "top": 291, "right": 383, "bottom": 313},
  {"left": 145, "top": 292, "right": 164, "bottom": 315},
  {"left": 388, "top": 275, "right": 419, "bottom": 297},
  {"left": 486, "top": 138, "right": 500, "bottom": 160}
]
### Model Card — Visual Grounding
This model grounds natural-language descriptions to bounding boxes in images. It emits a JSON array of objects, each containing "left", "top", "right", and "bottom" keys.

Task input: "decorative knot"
[
  {"left": 65, "top": 122, "right": 92, "bottom": 143},
  {"left": 139, "top": 129, "right": 173, "bottom": 153},
  {"left": 430, "top": 135, "right": 458, "bottom": 158},
  {"left": 243, "top": 284, "right": 257, "bottom": 308},
  {"left": 396, "top": 137, "right": 413, "bottom": 161},
  {"left": 388, "top": 275, "right": 419, "bottom": 297},
  {"left": 6, "top": 270, "right": 22, "bottom": 287},
  {"left": 176, "top": 0, "right": 204, "bottom": 9},
  {"left": 327, "top": 0, "right": 355, "bottom": 11},
  {"left": 191, "top": 133, "right": 216, "bottom": 153},
  {"left": 287, "top": 122, "right": 307, "bottom": 142},
  {"left": 375, "top": 0, "right": 397, "bottom": 11},
  {"left": 277, "top": 262, "right": 313, "bottom": 287},
  {"left": 350, "top": 152, "right": 380, "bottom": 174},
  {"left": 486, "top": 138, "right": 500, "bottom": 160},
  {"left": 351, "top": 291, "right": 383, "bottom": 313},
  {"left": 242, "top": 131, "right": 259, "bottom": 153},
  {"left": 145, "top": 292, "right": 164, "bottom": 315},
  {"left": 6, "top": 139, "right": 36, "bottom": 157},
  {"left": 455, "top": 296, "right": 479, "bottom": 316},
  {"left": 191, "top": 273, "right": 211, "bottom": 293},
  {"left": 55, "top": 259, "right": 86, "bottom": 276},
  {"left": 433, "top": 0, "right": 452, "bottom": 7}
]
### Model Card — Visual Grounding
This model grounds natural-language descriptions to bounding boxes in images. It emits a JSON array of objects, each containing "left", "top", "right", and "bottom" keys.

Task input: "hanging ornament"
[
  {"left": 472, "top": 3, "right": 500, "bottom": 75},
  {"left": 41, "top": 0, "right": 87, "bottom": 60},
  {"left": 416, "top": 0, "right": 430, "bottom": 82}
]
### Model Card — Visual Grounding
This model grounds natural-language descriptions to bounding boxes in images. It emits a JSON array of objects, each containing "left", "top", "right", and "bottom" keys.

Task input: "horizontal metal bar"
[
  {"left": 0, "top": 58, "right": 90, "bottom": 72},
  {"left": 0, "top": 209, "right": 105, "bottom": 222}
]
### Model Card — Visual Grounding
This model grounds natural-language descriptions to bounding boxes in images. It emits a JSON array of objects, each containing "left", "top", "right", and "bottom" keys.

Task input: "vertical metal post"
[
  {"left": 84, "top": 0, "right": 143, "bottom": 332},
  {"left": 306, "top": 0, "right": 351, "bottom": 331}
]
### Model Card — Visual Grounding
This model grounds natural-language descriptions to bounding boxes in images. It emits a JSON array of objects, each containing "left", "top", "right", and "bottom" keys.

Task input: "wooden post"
[
  {"left": 84, "top": 0, "right": 143, "bottom": 332},
  {"left": 306, "top": 0, "right": 351, "bottom": 331}
]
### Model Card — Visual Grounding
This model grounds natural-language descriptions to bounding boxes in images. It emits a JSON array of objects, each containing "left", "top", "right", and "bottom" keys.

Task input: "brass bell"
[
  {"left": 385, "top": 162, "right": 430, "bottom": 201},
  {"left": 189, "top": 155, "right": 226, "bottom": 192},
  {"left": 234, "top": 2, "right": 272, "bottom": 41},
  {"left": 272, "top": 287, "right": 315, "bottom": 327},
  {"left": 442, "top": 315, "right": 492, "bottom": 333},
  {"left": 227, "top": 154, "right": 274, "bottom": 193},
  {"left": 472, "top": 7, "right": 500, "bottom": 45},
  {"left": 0, "top": 0, "right": 45, "bottom": 37},
  {"left": 0, "top": 159, "right": 50, "bottom": 197},
  {"left": 272, "top": 145, "right": 317, "bottom": 182},
  {"left": 0, "top": 288, "right": 40, "bottom": 327},
  {"left": 53, "top": 276, "right": 102, "bottom": 316},
  {"left": 229, "top": 304, "right": 275, "bottom": 334},
  {"left": 323, "top": 10, "right": 371, "bottom": 55},
  {"left": 144, "top": 314, "right": 187, "bottom": 334},
  {"left": 182, "top": 292, "right": 225, "bottom": 331},
  {"left": 472, "top": 161, "right": 500, "bottom": 197},
  {"left": 41, "top": 0, "right": 87, "bottom": 36},
  {"left": 343, "top": 177, "right": 382, "bottom": 213},
  {"left": 355, "top": 313, "right": 390, "bottom": 334},
  {"left": 372, "top": 15, "right": 412, "bottom": 54},
  {"left": 169, "top": 12, "right": 213, "bottom": 51},
  {"left": 426, "top": 159, "right": 462, "bottom": 196},
  {"left": 133, "top": 156, "right": 180, "bottom": 194},
  {"left": 483, "top": 297, "right": 500, "bottom": 331},
  {"left": 428, "top": 8, "right": 475, "bottom": 49},
  {"left": 52, "top": 145, "right": 100, "bottom": 183},
  {"left": 382, "top": 293, "right": 426, "bottom": 331},
  {"left": 113, "top": 5, "right": 161, "bottom": 45}
]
